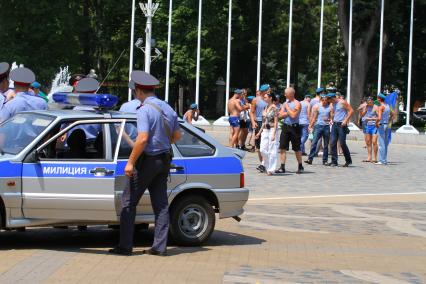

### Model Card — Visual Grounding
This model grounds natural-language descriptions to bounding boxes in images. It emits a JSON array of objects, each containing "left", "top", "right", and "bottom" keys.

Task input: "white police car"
[{"left": 0, "top": 93, "right": 248, "bottom": 245}]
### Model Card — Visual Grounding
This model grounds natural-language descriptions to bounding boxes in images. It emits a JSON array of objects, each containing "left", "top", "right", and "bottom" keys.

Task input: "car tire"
[{"left": 169, "top": 195, "right": 215, "bottom": 246}]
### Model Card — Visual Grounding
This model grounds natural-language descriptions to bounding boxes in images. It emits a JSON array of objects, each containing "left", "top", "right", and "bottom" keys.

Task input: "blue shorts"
[
  {"left": 229, "top": 116, "right": 240, "bottom": 128},
  {"left": 364, "top": 124, "right": 377, "bottom": 135}
]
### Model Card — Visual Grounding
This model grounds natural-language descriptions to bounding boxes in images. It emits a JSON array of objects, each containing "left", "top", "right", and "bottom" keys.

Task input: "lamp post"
[
  {"left": 317, "top": 0, "right": 324, "bottom": 88},
  {"left": 128, "top": 0, "right": 136, "bottom": 101},
  {"left": 347, "top": 0, "right": 353, "bottom": 104},
  {"left": 256, "top": 0, "right": 263, "bottom": 91},
  {"left": 286, "top": 0, "right": 293, "bottom": 87},
  {"left": 165, "top": 0, "right": 173, "bottom": 102},
  {"left": 225, "top": 0, "right": 232, "bottom": 116},
  {"left": 195, "top": 0, "right": 203, "bottom": 106},
  {"left": 377, "top": 0, "right": 385, "bottom": 95},
  {"left": 396, "top": 0, "right": 419, "bottom": 134},
  {"left": 140, "top": 0, "right": 159, "bottom": 74}
]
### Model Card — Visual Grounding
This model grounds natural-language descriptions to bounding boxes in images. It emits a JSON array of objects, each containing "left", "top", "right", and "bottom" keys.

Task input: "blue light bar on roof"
[{"left": 53, "top": 93, "right": 118, "bottom": 108}]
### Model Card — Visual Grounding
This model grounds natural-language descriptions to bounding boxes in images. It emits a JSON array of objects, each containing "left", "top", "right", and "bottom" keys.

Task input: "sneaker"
[
  {"left": 275, "top": 167, "right": 285, "bottom": 174},
  {"left": 304, "top": 160, "right": 312, "bottom": 165},
  {"left": 374, "top": 162, "right": 386, "bottom": 165}
]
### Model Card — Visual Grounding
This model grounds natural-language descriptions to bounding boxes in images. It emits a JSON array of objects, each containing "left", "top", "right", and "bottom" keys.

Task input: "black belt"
[
  {"left": 144, "top": 151, "right": 171, "bottom": 158},
  {"left": 379, "top": 123, "right": 388, "bottom": 125}
]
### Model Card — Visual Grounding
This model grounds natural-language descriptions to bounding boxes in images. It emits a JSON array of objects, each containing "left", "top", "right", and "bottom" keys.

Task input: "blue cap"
[
  {"left": 304, "top": 93, "right": 312, "bottom": 98},
  {"left": 378, "top": 93, "right": 387, "bottom": 100},
  {"left": 75, "top": 78, "right": 100, "bottom": 93},
  {"left": 247, "top": 96, "right": 255, "bottom": 101},
  {"left": 0, "top": 62, "right": 10, "bottom": 79},
  {"left": 320, "top": 93, "right": 328, "bottom": 98},
  {"left": 31, "top": 81, "right": 41, "bottom": 89},
  {"left": 190, "top": 103, "right": 198, "bottom": 109},
  {"left": 234, "top": 89, "right": 243, "bottom": 94},
  {"left": 259, "top": 84, "right": 270, "bottom": 92},
  {"left": 10, "top": 67, "right": 35, "bottom": 86},
  {"left": 316, "top": 87, "right": 324, "bottom": 94},
  {"left": 327, "top": 93, "right": 336, "bottom": 98}
]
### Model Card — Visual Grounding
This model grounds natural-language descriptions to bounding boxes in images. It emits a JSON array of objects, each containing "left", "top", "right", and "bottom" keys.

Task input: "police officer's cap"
[
  {"left": 316, "top": 87, "right": 324, "bottom": 94},
  {"left": 75, "top": 78, "right": 100, "bottom": 93},
  {"left": 128, "top": 80, "right": 135, "bottom": 90},
  {"left": 69, "top": 74, "right": 86, "bottom": 87},
  {"left": 10, "top": 67, "right": 35, "bottom": 86},
  {"left": 131, "top": 70, "right": 159, "bottom": 90},
  {"left": 0, "top": 62, "right": 10, "bottom": 80},
  {"left": 259, "top": 84, "right": 270, "bottom": 92},
  {"left": 378, "top": 93, "right": 387, "bottom": 100}
]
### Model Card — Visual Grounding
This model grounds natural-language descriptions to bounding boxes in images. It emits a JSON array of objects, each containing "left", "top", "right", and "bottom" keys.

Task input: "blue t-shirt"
[
  {"left": 299, "top": 101, "right": 309, "bottom": 125},
  {"left": 137, "top": 96, "right": 180, "bottom": 155},
  {"left": 283, "top": 100, "right": 300, "bottom": 125}
]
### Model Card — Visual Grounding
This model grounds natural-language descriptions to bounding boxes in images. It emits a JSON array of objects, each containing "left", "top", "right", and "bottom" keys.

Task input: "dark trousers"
[
  {"left": 330, "top": 123, "right": 352, "bottom": 164},
  {"left": 308, "top": 125, "right": 330, "bottom": 162},
  {"left": 119, "top": 154, "right": 171, "bottom": 252}
]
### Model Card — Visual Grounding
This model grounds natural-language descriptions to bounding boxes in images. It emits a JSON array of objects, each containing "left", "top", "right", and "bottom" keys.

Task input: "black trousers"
[{"left": 119, "top": 153, "right": 171, "bottom": 252}]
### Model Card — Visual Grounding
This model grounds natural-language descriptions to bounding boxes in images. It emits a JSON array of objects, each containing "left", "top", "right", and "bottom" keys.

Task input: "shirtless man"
[
  {"left": 228, "top": 89, "right": 249, "bottom": 148},
  {"left": 183, "top": 103, "right": 199, "bottom": 125}
]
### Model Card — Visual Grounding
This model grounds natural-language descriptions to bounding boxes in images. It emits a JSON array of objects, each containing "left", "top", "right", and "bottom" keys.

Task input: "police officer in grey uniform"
[
  {"left": 0, "top": 67, "right": 47, "bottom": 123},
  {"left": 110, "top": 70, "right": 181, "bottom": 256},
  {"left": 119, "top": 80, "right": 140, "bottom": 113},
  {"left": 0, "top": 62, "right": 11, "bottom": 111}
]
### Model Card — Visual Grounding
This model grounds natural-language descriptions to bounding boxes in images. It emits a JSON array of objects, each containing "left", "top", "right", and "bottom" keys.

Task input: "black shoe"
[
  {"left": 142, "top": 248, "right": 167, "bottom": 256},
  {"left": 343, "top": 162, "right": 352, "bottom": 167},
  {"left": 257, "top": 165, "right": 266, "bottom": 173},
  {"left": 323, "top": 161, "right": 328, "bottom": 166},
  {"left": 304, "top": 160, "right": 312, "bottom": 165},
  {"left": 302, "top": 153, "right": 307, "bottom": 156},
  {"left": 109, "top": 247, "right": 132, "bottom": 256},
  {"left": 328, "top": 163, "right": 338, "bottom": 167},
  {"left": 275, "top": 167, "right": 285, "bottom": 174},
  {"left": 296, "top": 166, "right": 304, "bottom": 174}
]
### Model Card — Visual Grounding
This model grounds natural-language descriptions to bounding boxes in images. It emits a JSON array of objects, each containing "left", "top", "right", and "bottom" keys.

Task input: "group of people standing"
[{"left": 227, "top": 83, "right": 395, "bottom": 176}]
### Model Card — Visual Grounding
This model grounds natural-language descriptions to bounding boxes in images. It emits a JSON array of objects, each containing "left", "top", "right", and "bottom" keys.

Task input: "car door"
[
  {"left": 21, "top": 119, "right": 125, "bottom": 222},
  {"left": 114, "top": 121, "right": 187, "bottom": 221}
]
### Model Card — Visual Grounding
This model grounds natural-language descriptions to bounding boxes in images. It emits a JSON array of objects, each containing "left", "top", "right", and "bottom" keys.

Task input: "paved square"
[{"left": 1, "top": 130, "right": 425, "bottom": 283}]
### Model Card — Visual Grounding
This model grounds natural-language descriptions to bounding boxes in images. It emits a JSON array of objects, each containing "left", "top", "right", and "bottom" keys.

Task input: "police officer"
[
  {"left": 69, "top": 73, "right": 86, "bottom": 92},
  {"left": 0, "top": 67, "right": 47, "bottom": 123},
  {"left": 110, "top": 70, "right": 181, "bottom": 256},
  {"left": 0, "top": 62, "right": 15, "bottom": 110},
  {"left": 119, "top": 80, "right": 140, "bottom": 113}
]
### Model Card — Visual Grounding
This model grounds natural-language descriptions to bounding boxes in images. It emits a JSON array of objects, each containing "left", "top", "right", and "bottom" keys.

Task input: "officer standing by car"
[
  {"left": 110, "top": 70, "right": 181, "bottom": 256},
  {"left": 0, "top": 67, "right": 47, "bottom": 123}
]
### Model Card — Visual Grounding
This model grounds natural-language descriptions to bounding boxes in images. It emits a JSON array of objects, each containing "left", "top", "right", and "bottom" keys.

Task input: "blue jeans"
[
  {"left": 300, "top": 124, "right": 309, "bottom": 154},
  {"left": 378, "top": 124, "right": 390, "bottom": 164},
  {"left": 308, "top": 125, "right": 330, "bottom": 162},
  {"left": 330, "top": 123, "right": 352, "bottom": 164}
]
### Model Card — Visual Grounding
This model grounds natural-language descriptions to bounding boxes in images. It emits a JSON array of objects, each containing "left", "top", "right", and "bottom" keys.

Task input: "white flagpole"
[
  {"left": 165, "top": 0, "right": 173, "bottom": 103},
  {"left": 377, "top": 0, "right": 385, "bottom": 95},
  {"left": 347, "top": 0, "right": 353, "bottom": 104},
  {"left": 406, "top": 0, "right": 414, "bottom": 126},
  {"left": 317, "top": 0, "right": 324, "bottom": 88},
  {"left": 256, "top": 0, "right": 263, "bottom": 91},
  {"left": 225, "top": 0, "right": 232, "bottom": 116},
  {"left": 195, "top": 0, "right": 202, "bottom": 106},
  {"left": 286, "top": 0, "right": 293, "bottom": 87},
  {"left": 128, "top": 0, "right": 136, "bottom": 101}
]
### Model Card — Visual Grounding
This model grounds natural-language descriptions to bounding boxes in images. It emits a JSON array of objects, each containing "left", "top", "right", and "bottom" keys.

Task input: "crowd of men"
[{"left": 226, "top": 83, "right": 395, "bottom": 175}]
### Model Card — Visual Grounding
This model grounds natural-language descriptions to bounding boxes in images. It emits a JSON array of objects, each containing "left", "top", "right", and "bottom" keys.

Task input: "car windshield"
[{"left": 0, "top": 113, "right": 55, "bottom": 155}]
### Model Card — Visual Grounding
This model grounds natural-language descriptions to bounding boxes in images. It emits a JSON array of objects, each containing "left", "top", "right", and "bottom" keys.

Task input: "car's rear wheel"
[{"left": 169, "top": 195, "right": 215, "bottom": 246}]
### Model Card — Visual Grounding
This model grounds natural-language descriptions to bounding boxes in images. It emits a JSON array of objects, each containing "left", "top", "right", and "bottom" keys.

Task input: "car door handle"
[
  {"left": 170, "top": 164, "right": 184, "bottom": 171},
  {"left": 90, "top": 167, "right": 115, "bottom": 177}
]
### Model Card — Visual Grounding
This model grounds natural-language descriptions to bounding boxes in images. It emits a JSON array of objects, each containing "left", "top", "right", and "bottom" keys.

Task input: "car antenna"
[{"left": 96, "top": 48, "right": 126, "bottom": 93}]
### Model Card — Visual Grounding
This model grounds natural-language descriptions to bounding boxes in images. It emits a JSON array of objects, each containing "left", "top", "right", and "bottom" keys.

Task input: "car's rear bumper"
[{"left": 213, "top": 188, "right": 249, "bottom": 219}]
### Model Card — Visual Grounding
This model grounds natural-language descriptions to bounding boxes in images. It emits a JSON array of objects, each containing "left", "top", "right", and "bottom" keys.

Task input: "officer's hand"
[{"left": 125, "top": 162, "right": 135, "bottom": 177}]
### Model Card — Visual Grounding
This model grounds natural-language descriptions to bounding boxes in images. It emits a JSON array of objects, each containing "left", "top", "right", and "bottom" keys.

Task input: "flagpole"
[
  {"left": 317, "top": 0, "right": 324, "bottom": 88},
  {"left": 165, "top": 0, "right": 173, "bottom": 103},
  {"left": 195, "top": 0, "right": 202, "bottom": 106},
  {"left": 377, "top": 0, "right": 385, "bottom": 95},
  {"left": 128, "top": 0, "right": 136, "bottom": 101},
  {"left": 286, "top": 0, "right": 293, "bottom": 87},
  {"left": 225, "top": 0, "right": 232, "bottom": 116},
  {"left": 347, "top": 0, "right": 353, "bottom": 104},
  {"left": 256, "top": 0, "right": 263, "bottom": 91}
]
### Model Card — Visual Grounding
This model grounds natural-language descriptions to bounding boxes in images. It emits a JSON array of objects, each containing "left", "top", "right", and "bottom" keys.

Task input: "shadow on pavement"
[{"left": 0, "top": 227, "right": 265, "bottom": 253}]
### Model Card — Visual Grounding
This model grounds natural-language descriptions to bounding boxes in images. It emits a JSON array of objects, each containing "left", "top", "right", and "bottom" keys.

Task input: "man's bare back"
[{"left": 228, "top": 98, "right": 242, "bottom": 117}]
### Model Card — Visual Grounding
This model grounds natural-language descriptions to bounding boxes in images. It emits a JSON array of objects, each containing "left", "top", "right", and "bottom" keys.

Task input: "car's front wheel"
[{"left": 169, "top": 195, "right": 215, "bottom": 246}]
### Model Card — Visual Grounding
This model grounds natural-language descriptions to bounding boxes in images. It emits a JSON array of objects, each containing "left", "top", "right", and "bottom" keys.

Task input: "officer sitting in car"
[{"left": 110, "top": 70, "right": 181, "bottom": 256}]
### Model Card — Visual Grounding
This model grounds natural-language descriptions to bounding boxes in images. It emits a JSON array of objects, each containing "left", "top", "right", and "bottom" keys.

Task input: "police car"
[{"left": 0, "top": 93, "right": 249, "bottom": 246}]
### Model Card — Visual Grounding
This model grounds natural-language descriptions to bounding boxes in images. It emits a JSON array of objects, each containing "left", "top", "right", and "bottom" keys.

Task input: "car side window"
[
  {"left": 39, "top": 122, "right": 106, "bottom": 160},
  {"left": 112, "top": 121, "right": 138, "bottom": 159},
  {"left": 175, "top": 127, "right": 215, "bottom": 157}
]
